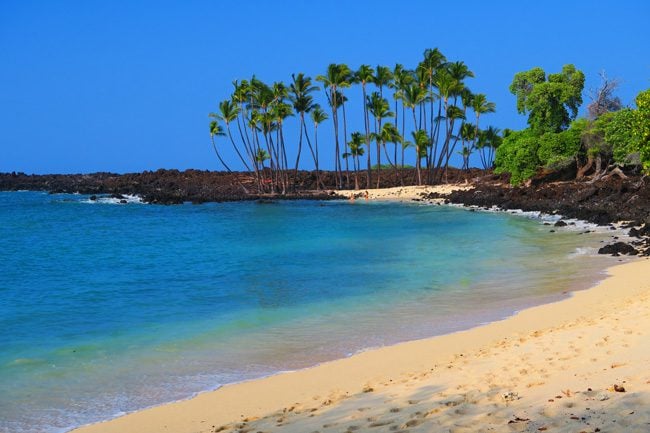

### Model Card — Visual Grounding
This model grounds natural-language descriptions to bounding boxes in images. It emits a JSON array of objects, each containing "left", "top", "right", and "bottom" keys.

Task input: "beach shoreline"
[
  {"left": 332, "top": 184, "right": 473, "bottom": 202},
  {"left": 70, "top": 244, "right": 650, "bottom": 433}
]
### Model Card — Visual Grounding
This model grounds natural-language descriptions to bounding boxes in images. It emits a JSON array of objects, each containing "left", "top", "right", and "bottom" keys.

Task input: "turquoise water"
[{"left": 0, "top": 191, "right": 619, "bottom": 433}]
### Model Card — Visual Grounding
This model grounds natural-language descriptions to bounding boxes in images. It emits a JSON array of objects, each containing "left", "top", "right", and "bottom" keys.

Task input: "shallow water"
[{"left": 0, "top": 191, "right": 622, "bottom": 433}]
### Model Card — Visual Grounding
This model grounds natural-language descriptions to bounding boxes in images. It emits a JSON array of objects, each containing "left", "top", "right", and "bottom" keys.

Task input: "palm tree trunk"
[
  {"left": 342, "top": 102, "right": 350, "bottom": 188},
  {"left": 226, "top": 124, "right": 251, "bottom": 172},
  {"left": 330, "top": 87, "right": 342, "bottom": 189},
  {"left": 429, "top": 100, "right": 443, "bottom": 183},
  {"left": 375, "top": 119, "right": 381, "bottom": 189},
  {"left": 303, "top": 120, "right": 319, "bottom": 190},
  {"left": 401, "top": 103, "right": 406, "bottom": 170},
  {"left": 314, "top": 124, "right": 323, "bottom": 190},
  {"left": 363, "top": 85, "right": 372, "bottom": 189},
  {"left": 294, "top": 113, "right": 304, "bottom": 173},
  {"left": 211, "top": 135, "right": 248, "bottom": 194},
  {"left": 394, "top": 98, "right": 399, "bottom": 175}
]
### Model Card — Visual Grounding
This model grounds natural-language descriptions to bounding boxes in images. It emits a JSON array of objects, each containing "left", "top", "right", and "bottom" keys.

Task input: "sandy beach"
[
  {"left": 333, "top": 184, "right": 473, "bottom": 202},
  {"left": 70, "top": 250, "right": 650, "bottom": 433}
]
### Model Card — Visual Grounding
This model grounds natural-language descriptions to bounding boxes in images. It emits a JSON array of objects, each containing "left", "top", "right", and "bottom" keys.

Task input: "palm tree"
[
  {"left": 232, "top": 80, "right": 261, "bottom": 188},
  {"left": 289, "top": 73, "right": 318, "bottom": 178},
  {"left": 391, "top": 64, "right": 414, "bottom": 170},
  {"left": 316, "top": 63, "right": 352, "bottom": 189},
  {"left": 209, "top": 120, "right": 248, "bottom": 193},
  {"left": 458, "top": 122, "right": 476, "bottom": 170},
  {"left": 345, "top": 132, "right": 365, "bottom": 190},
  {"left": 420, "top": 48, "right": 447, "bottom": 169},
  {"left": 477, "top": 126, "right": 502, "bottom": 169},
  {"left": 432, "top": 69, "right": 464, "bottom": 181},
  {"left": 212, "top": 100, "right": 251, "bottom": 172},
  {"left": 367, "top": 91, "right": 394, "bottom": 187},
  {"left": 271, "top": 99, "right": 293, "bottom": 194},
  {"left": 411, "top": 129, "right": 430, "bottom": 185},
  {"left": 441, "top": 104, "right": 466, "bottom": 181},
  {"left": 447, "top": 61, "right": 475, "bottom": 83},
  {"left": 209, "top": 121, "right": 229, "bottom": 170},
  {"left": 374, "top": 65, "right": 393, "bottom": 99},
  {"left": 334, "top": 90, "right": 351, "bottom": 187},
  {"left": 402, "top": 84, "right": 428, "bottom": 132},
  {"left": 310, "top": 106, "right": 328, "bottom": 190},
  {"left": 353, "top": 64, "right": 375, "bottom": 189},
  {"left": 374, "top": 123, "right": 402, "bottom": 185},
  {"left": 471, "top": 93, "right": 496, "bottom": 155}
]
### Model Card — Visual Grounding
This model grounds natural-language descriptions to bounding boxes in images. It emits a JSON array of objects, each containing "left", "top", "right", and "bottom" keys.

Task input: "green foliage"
[
  {"left": 635, "top": 89, "right": 650, "bottom": 171},
  {"left": 509, "top": 65, "right": 585, "bottom": 134},
  {"left": 411, "top": 129, "right": 430, "bottom": 158},
  {"left": 598, "top": 90, "right": 650, "bottom": 170},
  {"left": 580, "top": 114, "right": 611, "bottom": 158},
  {"left": 604, "top": 108, "right": 640, "bottom": 165},
  {"left": 494, "top": 129, "right": 540, "bottom": 185},
  {"left": 537, "top": 118, "right": 586, "bottom": 168}
]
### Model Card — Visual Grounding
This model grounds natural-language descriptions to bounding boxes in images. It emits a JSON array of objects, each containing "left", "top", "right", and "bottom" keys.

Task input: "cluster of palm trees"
[{"left": 209, "top": 48, "right": 500, "bottom": 193}]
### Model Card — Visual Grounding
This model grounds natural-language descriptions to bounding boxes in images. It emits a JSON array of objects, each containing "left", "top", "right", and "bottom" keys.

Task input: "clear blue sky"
[{"left": 1, "top": 0, "right": 649, "bottom": 174}]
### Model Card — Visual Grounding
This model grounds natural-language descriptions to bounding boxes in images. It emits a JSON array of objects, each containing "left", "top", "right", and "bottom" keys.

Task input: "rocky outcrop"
[{"left": 597, "top": 242, "right": 639, "bottom": 256}]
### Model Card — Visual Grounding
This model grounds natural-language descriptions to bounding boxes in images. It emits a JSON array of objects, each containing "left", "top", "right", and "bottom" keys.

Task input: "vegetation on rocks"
[{"left": 495, "top": 66, "right": 650, "bottom": 185}]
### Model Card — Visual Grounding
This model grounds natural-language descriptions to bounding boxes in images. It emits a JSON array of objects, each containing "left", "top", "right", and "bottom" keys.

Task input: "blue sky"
[{"left": 1, "top": 0, "right": 649, "bottom": 174}]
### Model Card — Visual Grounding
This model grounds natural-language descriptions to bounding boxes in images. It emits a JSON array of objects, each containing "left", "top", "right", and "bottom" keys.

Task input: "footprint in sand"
[{"left": 368, "top": 420, "right": 394, "bottom": 428}]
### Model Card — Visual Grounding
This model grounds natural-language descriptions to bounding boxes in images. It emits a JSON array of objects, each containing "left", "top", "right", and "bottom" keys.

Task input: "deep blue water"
[{"left": 0, "top": 191, "right": 619, "bottom": 433}]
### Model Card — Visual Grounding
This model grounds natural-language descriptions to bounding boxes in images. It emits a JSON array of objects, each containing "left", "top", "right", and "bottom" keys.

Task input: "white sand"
[
  {"left": 334, "top": 184, "right": 472, "bottom": 202},
  {"left": 72, "top": 257, "right": 650, "bottom": 433}
]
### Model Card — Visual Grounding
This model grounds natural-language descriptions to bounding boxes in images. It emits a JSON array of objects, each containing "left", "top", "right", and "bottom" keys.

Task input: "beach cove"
[
  {"left": 58, "top": 187, "right": 650, "bottom": 433},
  {"left": 0, "top": 187, "right": 635, "bottom": 433}
]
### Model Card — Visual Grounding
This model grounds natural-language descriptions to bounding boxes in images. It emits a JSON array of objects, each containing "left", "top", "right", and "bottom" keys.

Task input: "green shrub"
[
  {"left": 494, "top": 129, "right": 540, "bottom": 185},
  {"left": 605, "top": 108, "right": 640, "bottom": 165},
  {"left": 635, "top": 89, "right": 650, "bottom": 172},
  {"left": 537, "top": 119, "right": 586, "bottom": 168}
]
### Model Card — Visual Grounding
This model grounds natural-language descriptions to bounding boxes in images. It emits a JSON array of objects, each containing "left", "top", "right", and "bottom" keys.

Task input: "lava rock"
[{"left": 598, "top": 242, "right": 639, "bottom": 256}]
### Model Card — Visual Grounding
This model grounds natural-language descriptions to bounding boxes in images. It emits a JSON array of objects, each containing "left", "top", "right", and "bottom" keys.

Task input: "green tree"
[
  {"left": 494, "top": 129, "right": 540, "bottom": 185},
  {"left": 635, "top": 89, "right": 650, "bottom": 171},
  {"left": 510, "top": 64, "right": 585, "bottom": 134},
  {"left": 537, "top": 118, "right": 586, "bottom": 169}
]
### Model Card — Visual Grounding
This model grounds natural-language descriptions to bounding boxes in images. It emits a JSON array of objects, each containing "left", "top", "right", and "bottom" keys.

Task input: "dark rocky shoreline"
[
  {"left": 422, "top": 174, "right": 650, "bottom": 256},
  {"left": 0, "top": 170, "right": 342, "bottom": 204},
  {"left": 2, "top": 168, "right": 649, "bottom": 256}
]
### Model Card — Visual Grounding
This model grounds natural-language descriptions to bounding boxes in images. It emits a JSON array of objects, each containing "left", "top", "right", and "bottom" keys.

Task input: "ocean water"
[{"left": 0, "top": 191, "right": 623, "bottom": 433}]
